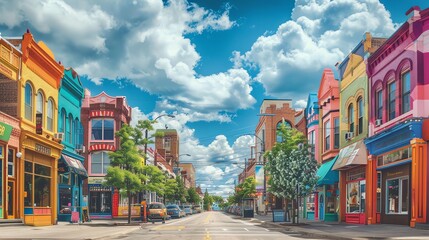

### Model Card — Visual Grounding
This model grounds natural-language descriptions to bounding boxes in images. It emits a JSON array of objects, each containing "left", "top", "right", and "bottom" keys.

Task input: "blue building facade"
[{"left": 57, "top": 68, "right": 88, "bottom": 222}]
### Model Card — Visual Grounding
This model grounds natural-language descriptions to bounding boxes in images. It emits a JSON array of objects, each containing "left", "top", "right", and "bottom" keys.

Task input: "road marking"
[
  {"left": 244, "top": 228, "right": 249, "bottom": 231},
  {"left": 264, "top": 228, "right": 270, "bottom": 231},
  {"left": 222, "top": 228, "right": 227, "bottom": 231},
  {"left": 203, "top": 212, "right": 212, "bottom": 224},
  {"left": 153, "top": 225, "right": 185, "bottom": 231}
]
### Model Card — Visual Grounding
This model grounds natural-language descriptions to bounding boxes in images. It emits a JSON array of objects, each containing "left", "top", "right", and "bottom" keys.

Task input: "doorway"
[
  {"left": 7, "top": 181, "right": 15, "bottom": 219},
  {"left": 319, "top": 194, "right": 324, "bottom": 221}
]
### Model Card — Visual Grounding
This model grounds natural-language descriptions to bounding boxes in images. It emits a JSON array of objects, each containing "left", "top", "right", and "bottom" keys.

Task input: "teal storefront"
[{"left": 315, "top": 156, "right": 339, "bottom": 222}]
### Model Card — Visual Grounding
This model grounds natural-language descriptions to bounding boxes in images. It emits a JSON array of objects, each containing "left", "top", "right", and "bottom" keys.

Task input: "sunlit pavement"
[{"left": 110, "top": 211, "right": 326, "bottom": 240}]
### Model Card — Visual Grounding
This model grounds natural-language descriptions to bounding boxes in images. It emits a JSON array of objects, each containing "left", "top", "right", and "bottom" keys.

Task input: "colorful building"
[
  {"left": 0, "top": 36, "right": 22, "bottom": 221},
  {"left": 57, "top": 68, "right": 88, "bottom": 222},
  {"left": 334, "top": 33, "right": 386, "bottom": 224},
  {"left": 81, "top": 90, "right": 132, "bottom": 219},
  {"left": 304, "top": 93, "right": 319, "bottom": 220},
  {"left": 19, "top": 31, "right": 65, "bottom": 226},
  {"left": 364, "top": 7, "right": 429, "bottom": 226},
  {"left": 316, "top": 68, "right": 340, "bottom": 222}
]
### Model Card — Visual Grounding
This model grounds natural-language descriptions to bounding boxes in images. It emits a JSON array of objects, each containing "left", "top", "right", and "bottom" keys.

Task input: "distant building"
[{"left": 179, "top": 163, "right": 196, "bottom": 188}]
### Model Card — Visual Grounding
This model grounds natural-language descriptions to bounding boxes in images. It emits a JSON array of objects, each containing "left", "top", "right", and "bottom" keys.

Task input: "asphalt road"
[{"left": 109, "top": 211, "right": 323, "bottom": 240}]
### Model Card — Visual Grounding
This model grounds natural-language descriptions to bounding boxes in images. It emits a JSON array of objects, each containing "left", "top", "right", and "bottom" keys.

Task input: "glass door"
[{"left": 7, "top": 181, "right": 15, "bottom": 219}]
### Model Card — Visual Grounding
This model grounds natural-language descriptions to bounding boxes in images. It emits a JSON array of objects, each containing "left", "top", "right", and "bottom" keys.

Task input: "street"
[{"left": 115, "top": 211, "right": 324, "bottom": 240}]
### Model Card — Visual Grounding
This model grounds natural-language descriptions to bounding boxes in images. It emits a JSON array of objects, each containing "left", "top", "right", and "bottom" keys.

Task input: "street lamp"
[{"left": 143, "top": 114, "right": 175, "bottom": 166}]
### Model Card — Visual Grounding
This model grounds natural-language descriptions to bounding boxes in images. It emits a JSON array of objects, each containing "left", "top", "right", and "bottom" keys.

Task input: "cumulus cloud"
[
  {"left": 0, "top": 0, "right": 254, "bottom": 121},
  {"left": 238, "top": 0, "right": 397, "bottom": 103}
]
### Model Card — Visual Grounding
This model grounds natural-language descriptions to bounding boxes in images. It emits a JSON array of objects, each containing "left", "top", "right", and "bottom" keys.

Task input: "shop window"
[
  {"left": 334, "top": 118, "right": 339, "bottom": 149},
  {"left": 59, "top": 188, "right": 72, "bottom": 214},
  {"left": 306, "top": 194, "right": 315, "bottom": 212},
  {"left": 346, "top": 180, "right": 366, "bottom": 213},
  {"left": 36, "top": 91, "right": 44, "bottom": 127},
  {"left": 91, "top": 119, "right": 114, "bottom": 141},
  {"left": 24, "top": 161, "right": 51, "bottom": 207},
  {"left": 324, "top": 120, "right": 330, "bottom": 151},
  {"left": 89, "top": 185, "right": 112, "bottom": 214},
  {"left": 59, "top": 173, "right": 71, "bottom": 185},
  {"left": 401, "top": 71, "right": 410, "bottom": 114},
  {"left": 91, "top": 152, "right": 110, "bottom": 174},
  {"left": 388, "top": 81, "right": 396, "bottom": 121},
  {"left": 25, "top": 83, "right": 33, "bottom": 121},
  {"left": 357, "top": 97, "right": 363, "bottom": 135},
  {"left": 47, "top": 98, "right": 54, "bottom": 132},
  {"left": 8, "top": 149, "right": 15, "bottom": 177},
  {"left": 376, "top": 90, "right": 383, "bottom": 121},
  {"left": 386, "top": 178, "right": 408, "bottom": 214},
  {"left": 326, "top": 185, "right": 337, "bottom": 213},
  {"left": 348, "top": 104, "right": 354, "bottom": 133}
]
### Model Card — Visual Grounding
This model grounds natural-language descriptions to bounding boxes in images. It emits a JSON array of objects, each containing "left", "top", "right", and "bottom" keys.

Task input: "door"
[
  {"left": 319, "top": 194, "right": 324, "bottom": 221},
  {"left": 7, "top": 181, "right": 15, "bottom": 219}
]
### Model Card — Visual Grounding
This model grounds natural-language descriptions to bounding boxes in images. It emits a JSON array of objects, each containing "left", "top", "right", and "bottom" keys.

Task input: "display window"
[
  {"left": 386, "top": 177, "right": 408, "bottom": 214},
  {"left": 326, "top": 184, "right": 337, "bottom": 213},
  {"left": 346, "top": 180, "right": 366, "bottom": 213},
  {"left": 24, "top": 160, "right": 52, "bottom": 207},
  {"left": 89, "top": 185, "right": 112, "bottom": 214},
  {"left": 306, "top": 194, "right": 315, "bottom": 212},
  {"left": 59, "top": 187, "right": 72, "bottom": 214}
]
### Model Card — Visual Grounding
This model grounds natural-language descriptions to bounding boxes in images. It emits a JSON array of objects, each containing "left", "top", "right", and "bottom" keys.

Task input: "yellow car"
[{"left": 148, "top": 202, "right": 167, "bottom": 224}]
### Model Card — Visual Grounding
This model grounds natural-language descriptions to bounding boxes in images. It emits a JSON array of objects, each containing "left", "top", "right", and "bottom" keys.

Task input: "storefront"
[
  {"left": 57, "top": 154, "right": 88, "bottom": 222},
  {"left": 315, "top": 156, "right": 339, "bottom": 222},
  {"left": 0, "top": 119, "right": 20, "bottom": 220},
  {"left": 365, "top": 118, "right": 428, "bottom": 226},
  {"left": 333, "top": 140, "right": 368, "bottom": 224},
  {"left": 88, "top": 177, "right": 113, "bottom": 219}
]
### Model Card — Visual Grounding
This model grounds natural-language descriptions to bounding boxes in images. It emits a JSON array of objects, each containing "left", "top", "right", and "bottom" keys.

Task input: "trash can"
[
  {"left": 272, "top": 209, "right": 285, "bottom": 222},
  {"left": 243, "top": 208, "right": 254, "bottom": 218}
]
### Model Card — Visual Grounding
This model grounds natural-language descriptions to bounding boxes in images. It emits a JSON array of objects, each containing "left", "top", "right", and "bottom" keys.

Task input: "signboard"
[
  {"left": 36, "top": 113, "right": 43, "bottom": 134},
  {"left": 35, "top": 143, "right": 51, "bottom": 155},
  {"left": 255, "top": 165, "right": 264, "bottom": 192},
  {"left": 0, "top": 122, "right": 13, "bottom": 142}
]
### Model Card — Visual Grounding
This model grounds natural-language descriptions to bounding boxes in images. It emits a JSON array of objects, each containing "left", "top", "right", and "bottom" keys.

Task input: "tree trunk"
[{"left": 128, "top": 190, "right": 132, "bottom": 224}]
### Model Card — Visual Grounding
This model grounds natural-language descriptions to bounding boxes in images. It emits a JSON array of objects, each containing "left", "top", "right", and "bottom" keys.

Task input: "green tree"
[
  {"left": 234, "top": 177, "right": 256, "bottom": 203},
  {"left": 187, "top": 187, "right": 201, "bottom": 205},
  {"left": 265, "top": 123, "right": 318, "bottom": 223},
  {"left": 175, "top": 176, "right": 187, "bottom": 204},
  {"left": 105, "top": 124, "right": 143, "bottom": 224},
  {"left": 164, "top": 178, "right": 178, "bottom": 203},
  {"left": 203, "top": 189, "right": 213, "bottom": 210},
  {"left": 212, "top": 195, "right": 224, "bottom": 205},
  {"left": 141, "top": 165, "right": 166, "bottom": 197},
  {"left": 133, "top": 119, "right": 165, "bottom": 162}
]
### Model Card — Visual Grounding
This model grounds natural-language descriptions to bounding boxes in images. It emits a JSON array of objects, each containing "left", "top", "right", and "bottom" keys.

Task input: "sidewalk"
[{"left": 250, "top": 212, "right": 429, "bottom": 239}]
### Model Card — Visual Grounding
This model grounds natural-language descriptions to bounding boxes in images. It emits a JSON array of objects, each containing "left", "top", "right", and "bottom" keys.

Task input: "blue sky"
[{"left": 1, "top": 0, "right": 428, "bottom": 196}]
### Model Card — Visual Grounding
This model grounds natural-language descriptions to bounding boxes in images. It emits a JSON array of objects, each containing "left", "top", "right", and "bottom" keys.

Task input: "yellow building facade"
[{"left": 19, "top": 31, "right": 64, "bottom": 226}]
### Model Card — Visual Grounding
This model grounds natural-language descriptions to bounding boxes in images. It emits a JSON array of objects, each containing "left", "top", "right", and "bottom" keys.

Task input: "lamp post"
[{"left": 143, "top": 114, "right": 175, "bottom": 166}]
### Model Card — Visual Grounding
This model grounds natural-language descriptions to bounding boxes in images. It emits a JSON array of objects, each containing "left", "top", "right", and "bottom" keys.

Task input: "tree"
[
  {"left": 141, "top": 165, "right": 166, "bottom": 197},
  {"left": 187, "top": 187, "right": 201, "bottom": 205},
  {"left": 105, "top": 124, "right": 143, "bottom": 224},
  {"left": 265, "top": 123, "right": 318, "bottom": 223},
  {"left": 174, "top": 175, "right": 187, "bottom": 204},
  {"left": 203, "top": 189, "right": 213, "bottom": 211},
  {"left": 234, "top": 177, "right": 257, "bottom": 203},
  {"left": 133, "top": 119, "right": 165, "bottom": 163},
  {"left": 212, "top": 195, "right": 224, "bottom": 205},
  {"left": 164, "top": 178, "right": 178, "bottom": 203}
]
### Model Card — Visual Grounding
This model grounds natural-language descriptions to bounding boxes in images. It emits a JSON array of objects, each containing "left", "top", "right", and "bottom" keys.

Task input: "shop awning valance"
[
  {"left": 60, "top": 154, "right": 88, "bottom": 178},
  {"left": 332, "top": 140, "right": 367, "bottom": 171},
  {"left": 316, "top": 156, "right": 339, "bottom": 186}
]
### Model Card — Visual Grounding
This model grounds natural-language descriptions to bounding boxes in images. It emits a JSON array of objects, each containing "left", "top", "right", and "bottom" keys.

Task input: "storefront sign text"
[
  {"left": 35, "top": 143, "right": 51, "bottom": 155},
  {"left": 387, "top": 171, "right": 404, "bottom": 177}
]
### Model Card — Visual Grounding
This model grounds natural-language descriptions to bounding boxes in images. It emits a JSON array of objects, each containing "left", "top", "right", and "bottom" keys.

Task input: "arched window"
[
  {"left": 401, "top": 71, "right": 411, "bottom": 114},
  {"left": 25, "top": 83, "right": 33, "bottom": 121},
  {"left": 348, "top": 104, "right": 354, "bottom": 133},
  {"left": 74, "top": 118, "right": 79, "bottom": 146},
  {"left": 68, "top": 114, "right": 73, "bottom": 144},
  {"left": 59, "top": 109, "right": 66, "bottom": 133},
  {"left": 47, "top": 98, "right": 54, "bottom": 131},
  {"left": 357, "top": 97, "right": 363, "bottom": 135}
]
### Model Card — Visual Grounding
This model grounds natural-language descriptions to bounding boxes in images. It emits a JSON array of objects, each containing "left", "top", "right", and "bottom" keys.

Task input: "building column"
[
  {"left": 314, "top": 192, "right": 319, "bottom": 220},
  {"left": 410, "top": 138, "right": 427, "bottom": 227},
  {"left": 339, "top": 171, "right": 346, "bottom": 222},
  {"left": 366, "top": 154, "right": 377, "bottom": 225}
]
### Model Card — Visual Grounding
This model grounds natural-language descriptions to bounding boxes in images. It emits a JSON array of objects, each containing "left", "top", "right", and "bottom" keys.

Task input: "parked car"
[
  {"left": 148, "top": 202, "right": 167, "bottom": 224},
  {"left": 181, "top": 205, "right": 193, "bottom": 215},
  {"left": 192, "top": 205, "right": 202, "bottom": 213},
  {"left": 166, "top": 204, "right": 185, "bottom": 218}
]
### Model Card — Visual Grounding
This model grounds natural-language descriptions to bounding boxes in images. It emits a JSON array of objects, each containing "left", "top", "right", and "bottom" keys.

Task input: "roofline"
[{"left": 0, "top": 36, "right": 23, "bottom": 53}]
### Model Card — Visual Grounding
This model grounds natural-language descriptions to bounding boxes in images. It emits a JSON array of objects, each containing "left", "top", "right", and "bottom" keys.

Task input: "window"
[
  {"left": 89, "top": 185, "right": 112, "bottom": 214},
  {"left": 388, "top": 81, "right": 396, "bottom": 121},
  {"left": 308, "top": 130, "right": 315, "bottom": 158},
  {"left": 47, "top": 98, "right": 54, "bottom": 132},
  {"left": 25, "top": 83, "right": 33, "bottom": 121},
  {"left": 348, "top": 104, "right": 354, "bottom": 133},
  {"left": 24, "top": 161, "right": 51, "bottom": 207},
  {"left": 59, "top": 109, "right": 66, "bottom": 133},
  {"left": 324, "top": 120, "right": 330, "bottom": 151},
  {"left": 36, "top": 91, "right": 44, "bottom": 127},
  {"left": 91, "top": 152, "right": 111, "bottom": 174},
  {"left": 401, "top": 71, "right": 411, "bottom": 114},
  {"left": 68, "top": 114, "right": 73, "bottom": 144},
  {"left": 91, "top": 119, "right": 114, "bottom": 140},
  {"left": 376, "top": 172, "right": 381, "bottom": 213},
  {"left": 8, "top": 149, "right": 15, "bottom": 177},
  {"left": 334, "top": 118, "right": 339, "bottom": 149},
  {"left": 376, "top": 90, "right": 383, "bottom": 120},
  {"left": 59, "top": 187, "right": 72, "bottom": 214},
  {"left": 163, "top": 137, "right": 171, "bottom": 150},
  {"left": 386, "top": 177, "right": 408, "bottom": 214},
  {"left": 357, "top": 97, "right": 363, "bottom": 135}
]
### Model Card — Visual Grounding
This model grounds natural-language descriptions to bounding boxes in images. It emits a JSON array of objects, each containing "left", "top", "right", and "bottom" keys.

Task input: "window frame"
[
  {"left": 47, "top": 98, "right": 54, "bottom": 132},
  {"left": 376, "top": 90, "right": 383, "bottom": 121},
  {"left": 385, "top": 177, "right": 409, "bottom": 215},
  {"left": 36, "top": 91, "right": 44, "bottom": 127},
  {"left": 348, "top": 104, "right": 354, "bottom": 133},
  {"left": 334, "top": 118, "right": 339, "bottom": 149},
  {"left": 401, "top": 71, "right": 411, "bottom": 114},
  {"left": 388, "top": 81, "right": 396, "bottom": 121},
  {"left": 324, "top": 120, "right": 331, "bottom": 151},
  {"left": 90, "top": 151, "right": 111, "bottom": 175},
  {"left": 357, "top": 97, "right": 363, "bottom": 135},
  {"left": 91, "top": 119, "right": 115, "bottom": 141},
  {"left": 25, "top": 82, "right": 33, "bottom": 121}
]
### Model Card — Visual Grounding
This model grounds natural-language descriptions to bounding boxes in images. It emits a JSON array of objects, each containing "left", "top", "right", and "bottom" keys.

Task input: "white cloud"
[{"left": 239, "top": 0, "right": 397, "bottom": 102}]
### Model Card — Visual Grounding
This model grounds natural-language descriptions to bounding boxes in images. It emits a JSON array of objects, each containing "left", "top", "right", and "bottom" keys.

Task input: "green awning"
[{"left": 316, "top": 156, "right": 339, "bottom": 186}]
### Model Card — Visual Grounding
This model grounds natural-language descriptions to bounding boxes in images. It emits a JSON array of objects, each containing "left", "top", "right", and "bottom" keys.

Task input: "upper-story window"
[
  {"left": 357, "top": 97, "right": 363, "bottom": 135},
  {"left": 91, "top": 119, "right": 114, "bottom": 140},
  {"left": 163, "top": 137, "right": 171, "bottom": 150},
  {"left": 308, "top": 130, "right": 315, "bottom": 158},
  {"left": 388, "top": 81, "right": 396, "bottom": 121},
  {"left": 334, "top": 118, "right": 339, "bottom": 149},
  {"left": 348, "top": 104, "right": 354, "bottom": 133},
  {"left": 36, "top": 91, "right": 44, "bottom": 127},
  {"left": 59, "top": 109, "right": 66, "bottom": 133},
  {"left": 91, "top": 151, "right": 110, "bottom": 174},
  {"left": 376, "top": 90, "right": 383, "bottom": 121},
  {"left": 47, "top": 98, "right": 54, "bottom": 132},
  {"left": 401, "top": 71, "right": 410, "bottom": 114},
  {"left": 25, "top": 83, "right": 33, "bottom": 121},
  {"left": 68, "top": 114, "right": 73, "bottom": 143},
  {"left": 324, "top": 120, "right": 330, "bottom": 151}
]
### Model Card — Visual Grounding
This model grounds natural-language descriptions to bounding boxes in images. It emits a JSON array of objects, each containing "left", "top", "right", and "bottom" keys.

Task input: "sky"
[{"left": 1, "top": 0, "right": 429, "bottom": 197}]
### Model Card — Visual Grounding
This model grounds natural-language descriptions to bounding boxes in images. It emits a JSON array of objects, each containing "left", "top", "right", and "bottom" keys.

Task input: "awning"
[
  {"left": 316, "top": 156, "right": 339, "bottom": 186},
  {"left": 332, "top": 140, "right": 367, "bottom": 171},
  {"left": 60, "top": 154, "right": 88, "bottom": 178}
]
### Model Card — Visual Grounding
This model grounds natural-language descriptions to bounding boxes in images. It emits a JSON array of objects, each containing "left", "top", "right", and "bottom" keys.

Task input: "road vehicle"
[
  {"left": 166, "top": 204, "right": 185, "bottom": 218},
  {"left": 181, "top": 205, "right": 193, "bottom": 215},
  {"left": 148, "top": 202, "right": 167, "bottom": 224}
]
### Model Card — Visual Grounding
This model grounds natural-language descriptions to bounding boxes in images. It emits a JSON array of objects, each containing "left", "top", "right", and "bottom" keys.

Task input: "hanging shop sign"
[
  {"left": 0, "top": 122, "right": 13, "bottom": 142},
  {"left": 36, "top": 113, "right": 43, "bottom": 134}
]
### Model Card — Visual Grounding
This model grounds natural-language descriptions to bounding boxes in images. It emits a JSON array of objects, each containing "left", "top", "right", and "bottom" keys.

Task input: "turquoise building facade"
[{"left": 57, "top": 68, "right": 88, "bottom": 222}]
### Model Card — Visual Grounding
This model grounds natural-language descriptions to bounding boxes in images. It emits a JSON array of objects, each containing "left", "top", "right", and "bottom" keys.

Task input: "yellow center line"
[{"left": 203, "top": 212, "right": 212, "bottom": 224}]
